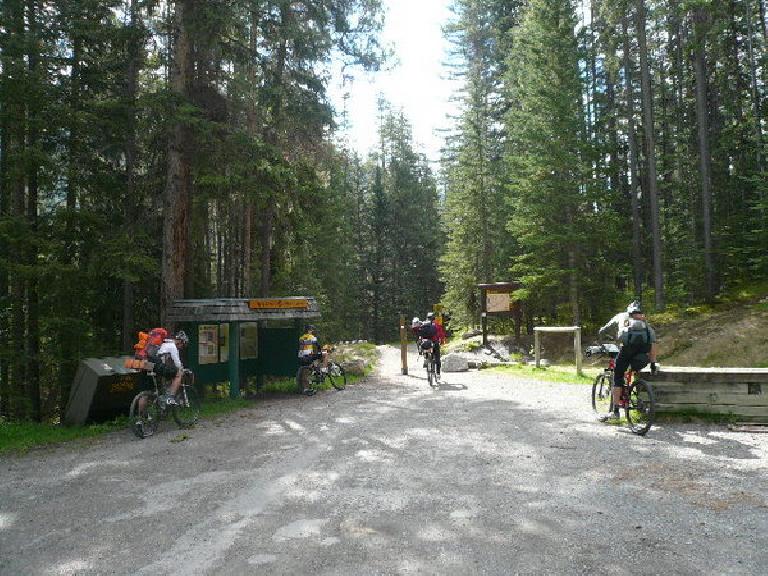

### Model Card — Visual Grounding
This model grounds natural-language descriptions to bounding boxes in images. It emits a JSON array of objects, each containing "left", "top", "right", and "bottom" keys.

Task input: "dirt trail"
[{"left": 1, "top": 345, "right": 767, "bottom": 575}]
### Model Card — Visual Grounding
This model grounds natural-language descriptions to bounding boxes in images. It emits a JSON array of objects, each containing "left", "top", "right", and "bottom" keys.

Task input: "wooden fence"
[{"left": 644, "top": 367, "right": 768, "bottom": 422}]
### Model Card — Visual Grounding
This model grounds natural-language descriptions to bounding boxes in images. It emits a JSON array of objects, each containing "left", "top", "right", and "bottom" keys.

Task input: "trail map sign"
[
  {"left": 477, "top": 282, "right": 522, "bottom": 345},
  {"left": 486, "top": 291, "right": 512, "bottom": 313}
]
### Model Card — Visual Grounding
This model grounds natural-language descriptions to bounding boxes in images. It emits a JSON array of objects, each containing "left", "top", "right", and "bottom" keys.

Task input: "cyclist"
[
  {"left": 133, "top": 330, "right": 188, "bottom": 435},
  {"left": 297, "top": 324, "right": 325, "bottom": 396},
  {"left": 154, "top": 330, "right": 189, "bottom": 405},
  {"left": 411, "top": 317, "right": 423, "bottom": 355},
  {"left": 599, "top": 302, "right": 659, "bottom": 421},
  {"left": 419, "top": 312, "right": 447, "bottom": 377},
  {"left": 598, "top": 299, "right": 638, "bottom": 341}
]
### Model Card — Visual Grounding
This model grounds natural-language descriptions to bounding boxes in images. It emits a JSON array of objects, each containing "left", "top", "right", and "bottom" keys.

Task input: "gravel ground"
[{"left": 1, "top": 345, "right": 767, "bottom": 576}]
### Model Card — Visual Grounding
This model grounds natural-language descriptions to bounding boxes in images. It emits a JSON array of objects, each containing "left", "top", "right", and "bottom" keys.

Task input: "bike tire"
[
  {"left": 129, "top": 391, "right": 160, "bottom": 439},
  {"left": 591, "top": 373, "right": 613, "bottom": 413},
  {"left": 427, "top": 358, "right": 437, "bottom": 388},
  {"left": 172, "top": 384, "right": 200, "bottom": 428},
  {"left": 625, "top": 379, "right": 655, "bottom": 436},
  {"left": 328, "top": 363, "right": 346, "bottom": 390}
]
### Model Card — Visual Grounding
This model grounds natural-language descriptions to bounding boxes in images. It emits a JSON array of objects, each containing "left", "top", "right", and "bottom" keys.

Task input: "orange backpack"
[{"left": 125, "top": 328, "right": 168, "bottom": 369}]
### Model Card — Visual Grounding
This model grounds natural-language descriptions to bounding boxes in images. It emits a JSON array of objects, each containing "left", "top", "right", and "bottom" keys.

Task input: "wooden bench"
[{"left": 643, "top": 367, "right": 768, "bottom": 422}]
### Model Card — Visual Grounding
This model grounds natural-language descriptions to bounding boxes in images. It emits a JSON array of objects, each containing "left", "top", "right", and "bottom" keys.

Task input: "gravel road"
[{"left": 1, "top": 345, "right": 767, "bottom": 576}]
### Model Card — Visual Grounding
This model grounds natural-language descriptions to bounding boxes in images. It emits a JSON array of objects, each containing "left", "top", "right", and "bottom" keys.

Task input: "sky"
[{"left": 328, "top": 0, "right": 462, "bottom": 164}]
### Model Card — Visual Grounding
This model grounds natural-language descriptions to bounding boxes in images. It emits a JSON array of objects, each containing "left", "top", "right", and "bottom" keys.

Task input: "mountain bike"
[
  {"left": 585, "top": 343, "right": 656, "bottom": 435},
  {"left": 129, "top": 367, "right": 200, "bottom": 439},
  {"left": 296, "top": 348, "right": 347, "bottom": 395},
  {"left": 421, "top": 340, "right": 439, "bottom": 388},
  {"left": 585, "top": 342, "right": 620, "bottom": 414}
]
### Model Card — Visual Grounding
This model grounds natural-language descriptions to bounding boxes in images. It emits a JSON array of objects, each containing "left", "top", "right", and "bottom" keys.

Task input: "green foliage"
[{"left": 491, "top": 364, "right": 596, "bottom": 385}]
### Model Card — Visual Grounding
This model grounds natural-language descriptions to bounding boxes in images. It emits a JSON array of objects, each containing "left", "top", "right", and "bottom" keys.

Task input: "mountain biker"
[
  {"left": 411, "top": 317, "right": 423, "bottom": 355},
  {"left": 154, "top": 330, "right": 189, "bottom": 405},
  {"left": 599, "top": 302, "right": 659, "bottom": 421},
  {"left": 134, "top": 330, "right": 188, "bottom": 432},
  {"left": 297, "top": 325, "right": 324, "bottom": 396},
  {"left": 420, "top": 312, "right": 447, "bottom": 377},
  {"left": 598, "top": 300, "right": 637, "bottom": 341}
]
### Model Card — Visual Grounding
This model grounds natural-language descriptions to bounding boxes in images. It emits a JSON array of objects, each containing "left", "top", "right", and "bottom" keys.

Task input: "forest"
[{"left": 1, "top": 0, "right": 766, "bottom": 421}]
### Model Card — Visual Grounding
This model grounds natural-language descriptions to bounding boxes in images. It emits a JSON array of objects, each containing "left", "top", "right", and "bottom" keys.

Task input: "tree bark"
[
  {"left": 259, "top": 26, "right": 287, "bottom": 298},
  {"left": 636, "top": 0, "right": 664, "bottom": 310},
  {"left": 25, "top": 0, "right": 41, "bottom": 421},
  {"left": 161, "top": 0, "right": 193, "bottom": 325},
  {"left": 746, "top": 0, "right": 764, "bottom": 172},
  {"left": 694, "top": 7, "right": 716, "bottom": 301},
  {"left": 122, "top": 0, "right": 142, "bottom": 351},
  {"left": 623, "top": 18, "right": 644, "bottom": 299}
]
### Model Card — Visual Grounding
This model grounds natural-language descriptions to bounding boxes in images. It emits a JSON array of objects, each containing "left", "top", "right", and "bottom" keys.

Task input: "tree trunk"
[
  {"left": 747, "top": 0, "right": 764, "bottom": 172},
  {"left": 623, "top": 18, "right": 644, "bottom": 299},
  {"left": 636, "top": 0, "right": 664, "bottom": 310},
  {"left": 694, "top": 7, "right": 716, "bottom": 301},
  {"left": 122, "top": 0, "right": 142, "bottom": 351},
  {"left": 25, "top": 0, "right": 41, "bottom": 421},
  {"left": 161, "top": 0, "right": 193, "bottom": 325},
  {"left": 0, "top": 27, "right": 10, "bottom": 418},
  {"left": 259, "top": 27, "right": 287, "bottom": 298}
]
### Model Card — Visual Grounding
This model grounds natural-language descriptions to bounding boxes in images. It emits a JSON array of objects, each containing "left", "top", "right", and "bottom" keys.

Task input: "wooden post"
[
  {"left": 481, "top": 312, "right": 488, "bottom": 346},
  {"left": 534, "top": 329, "right": 541, "bottom": 368},
  {"left": 400, "top": 314, "right": 408, "bottom": 375},
  {"left": 574, "top": 326, "right": 582, "bottom": 377},
  {"left": 229, "top": 321, "right": 241, "bottom": 399}
]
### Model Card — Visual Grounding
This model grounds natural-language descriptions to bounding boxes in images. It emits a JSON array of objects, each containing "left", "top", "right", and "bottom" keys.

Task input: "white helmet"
[
  {"left": 626, "top": 300, "right": 642, "bottom": 315},
  {"left": 411, "top": 317, "right": 420, "bottom": 327}
]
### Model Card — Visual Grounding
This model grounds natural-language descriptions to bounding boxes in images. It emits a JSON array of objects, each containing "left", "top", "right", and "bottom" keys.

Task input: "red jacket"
[{"left": 421, "top": 321, "right": 447, "bottom": 345}]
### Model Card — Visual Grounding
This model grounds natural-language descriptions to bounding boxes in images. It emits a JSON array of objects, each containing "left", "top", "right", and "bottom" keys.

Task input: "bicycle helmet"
[
  {"left": 426, "top": 312, "right": 435, "bottom": 321},
  {"left": 305, "top": 324, "right": 316, "bottom": 333},
  {"left": 626, "top": 301, "right": 643, "bottom": 315},
  {"left": 411, "top": 317, "right": 421, "bottom": 327},
  {"left": 174, "top": 330, "right": 189, "bottom": 346}
]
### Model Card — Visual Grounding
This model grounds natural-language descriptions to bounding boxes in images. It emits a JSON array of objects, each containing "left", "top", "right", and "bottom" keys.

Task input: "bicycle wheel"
[
  {"left": 625, "top": 379, "right": 655, "bottom": 436},
  {"left": 427, "top": 357, "right": 436, "bottom": 388},
  {"left": 129, "top": 392, "right": 160, "bottom": 439},
  {"left": 591, "top": 373, "right": 613, "bottom": 413},
  {"left": 172, "top": 384, "right": 200, "bottom": 428},
  {"left": 327, "top": 362, "right": 346, "bottom": 390}
]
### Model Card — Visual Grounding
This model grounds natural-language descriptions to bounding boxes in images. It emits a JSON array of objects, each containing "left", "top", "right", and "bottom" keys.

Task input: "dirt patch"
[{"left": 656, "top": 304, "right": 768, "bottom": 367}]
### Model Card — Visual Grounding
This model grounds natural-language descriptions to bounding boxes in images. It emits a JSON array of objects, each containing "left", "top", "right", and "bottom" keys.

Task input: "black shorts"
[
  {"left": 153, "top": 362, "right": 179, "bottom": 379},
  {"left": 299, "top": 353, "right": 321, "bottom": 367}
]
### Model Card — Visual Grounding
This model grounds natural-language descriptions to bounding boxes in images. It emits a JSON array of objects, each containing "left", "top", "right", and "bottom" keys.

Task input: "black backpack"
[
  {"left": 420, "top": 322, "right": 437, "bottom": 340},
  {"left": 620, "top": 319, "right": 652, "bottom": 354}
]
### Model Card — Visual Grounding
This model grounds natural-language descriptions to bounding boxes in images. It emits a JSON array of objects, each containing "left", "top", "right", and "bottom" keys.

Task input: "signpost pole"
[
  {"left": 400, "top": 314, "right": 408, "bottom": 376},
  {"left": 534, "top": 329, "right": 541, "bottom": 368},
  {"left": 229, "top": 321, "right": 241, "bottom": 399},
  {"left": 574, "top": 326, "right": 583, "bottom": 376}
]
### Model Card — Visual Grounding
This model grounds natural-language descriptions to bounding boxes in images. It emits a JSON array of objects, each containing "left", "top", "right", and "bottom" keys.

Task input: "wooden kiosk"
[{"left": 165, "top": 297, "right": 320, "bottom": 399}]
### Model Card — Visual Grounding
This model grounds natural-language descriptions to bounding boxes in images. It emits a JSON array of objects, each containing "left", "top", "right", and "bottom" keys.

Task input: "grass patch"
[
  {"left": 491, "top": 363, "right": 598, "bottom": 385},
  {"left": 0, "top": 418, "right": 127, "bottom": 455},
  {"left": 655, "top": 410, "right": 740, "bottom": 425},
  {"left": 0, "top": 397, "right": 254, "bottom": 456},
  {"left": 260, "top": 368, "right": 372, "bottom": 395}
]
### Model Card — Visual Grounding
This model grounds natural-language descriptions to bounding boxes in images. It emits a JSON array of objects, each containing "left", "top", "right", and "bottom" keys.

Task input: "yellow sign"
[
  {"left": 110, "top": 376, "right": 135, "bottom": 394},
  {"left": 248, "top": 299, "right": 309, "bottom": 310}
]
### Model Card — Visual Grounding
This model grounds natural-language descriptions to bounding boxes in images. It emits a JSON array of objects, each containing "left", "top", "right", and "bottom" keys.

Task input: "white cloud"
[{"left": 329, "top": 0, "right": 461, "bottom": 163}]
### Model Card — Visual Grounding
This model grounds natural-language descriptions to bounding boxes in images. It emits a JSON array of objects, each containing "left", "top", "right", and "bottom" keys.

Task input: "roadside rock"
[
  {"left": 441, "top": 353, "right": 469, "bottom": 372},
  {"left": 343, "top": 358, "right": 367, "bottom": 376}
]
